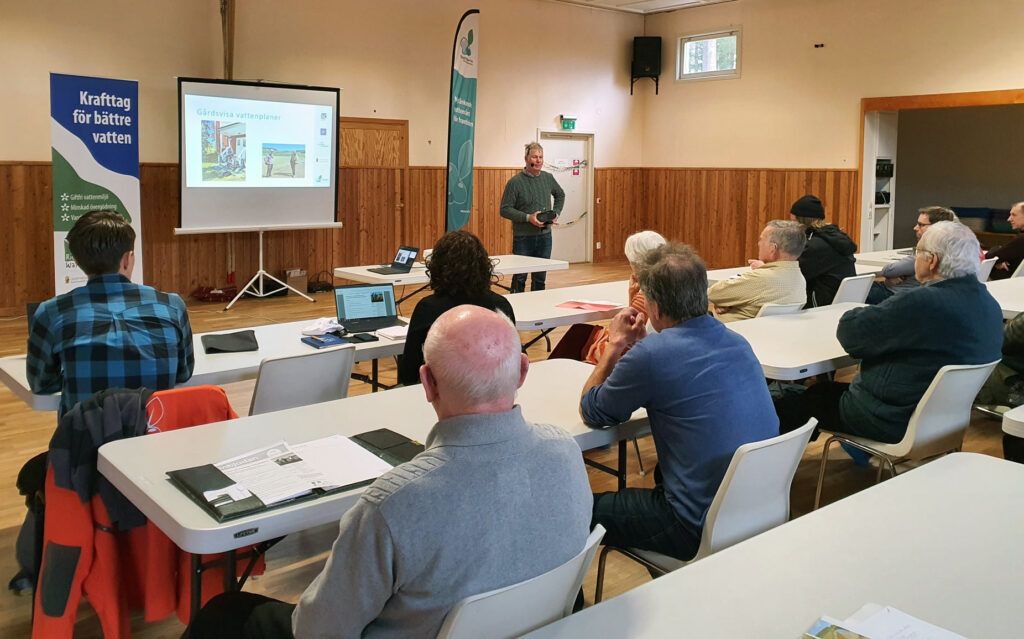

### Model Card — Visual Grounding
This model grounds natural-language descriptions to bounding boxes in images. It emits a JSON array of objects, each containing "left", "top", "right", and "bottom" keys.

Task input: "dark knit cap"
[{"left": 790, "top": 195, "right": 825, "bottom": 219}]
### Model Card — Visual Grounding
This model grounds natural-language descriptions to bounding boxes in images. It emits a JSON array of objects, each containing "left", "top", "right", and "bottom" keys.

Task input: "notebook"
[
  {"left": 368, "top": 246, "right": 419, "bottom": 275},
  {"left": 334, "top": 283, "right": 406, "bottom": 333}
]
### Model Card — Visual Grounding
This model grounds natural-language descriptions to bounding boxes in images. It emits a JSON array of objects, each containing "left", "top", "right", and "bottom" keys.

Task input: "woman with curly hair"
[{"left": 397, "top": 231, "right": 515, "bottom": 385}]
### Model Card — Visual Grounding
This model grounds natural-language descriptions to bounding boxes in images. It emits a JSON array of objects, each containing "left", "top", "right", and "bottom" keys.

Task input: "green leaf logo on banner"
[
  {"left": 462, "top": 30, "right": 474, "bottom": 56},
  {"left": 51, "top": 150, "right": 131, "bottom": 233}
]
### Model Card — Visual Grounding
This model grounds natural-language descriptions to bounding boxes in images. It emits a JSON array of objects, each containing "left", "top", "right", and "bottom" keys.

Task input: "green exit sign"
[{"left": 561, "top": 118, "right": 576, "bottom": 130}]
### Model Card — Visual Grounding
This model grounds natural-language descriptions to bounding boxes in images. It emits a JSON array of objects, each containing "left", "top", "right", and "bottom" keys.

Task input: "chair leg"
[
  {"left": 814, "top": 436, "right": 837, "bottom": 510},
  {"left": 632, "top": 437, "right": 645, "bottom": 477},
  {"left": 594, "top": 546, "right": 612, "bottom": 603}
]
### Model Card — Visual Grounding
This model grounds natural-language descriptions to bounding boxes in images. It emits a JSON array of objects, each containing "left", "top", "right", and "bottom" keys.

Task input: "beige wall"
[
  {"left": 232, "top": 0, "right": 645, "bottom": 166},
  {"left": 1, "top": 0, "right": 221, "bottom": 162},
  {"left": 642, "top": 0, "right": 1024, "bottom": 168}
]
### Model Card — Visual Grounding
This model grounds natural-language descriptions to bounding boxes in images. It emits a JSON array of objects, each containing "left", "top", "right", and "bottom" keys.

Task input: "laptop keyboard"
[
  {"left": 368, "top": 266, "right": 406, "bottom": 275},
  {"left": 341, "top": 317, "right": 406, "bottom": 333}
]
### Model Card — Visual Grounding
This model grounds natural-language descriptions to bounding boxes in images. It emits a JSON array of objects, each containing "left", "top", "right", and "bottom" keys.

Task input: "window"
[{"left": 677, "top": 29, "right": 740, "bottom": 81}]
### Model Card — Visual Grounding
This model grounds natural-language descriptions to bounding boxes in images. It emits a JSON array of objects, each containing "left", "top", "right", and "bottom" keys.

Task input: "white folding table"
[
  {"left": 526, "top": 453, "right": 1024, "bottom": 639},
  {"left": 985, "top": 277, "right": 1024, "bottom": 319},
  {"left": 0, "top": 319, "right": 406, "bottom": 411},
  {"left": 507, "top": 280, "right": 629, "bottom": 349},
  {"left": 707, "top": 262, "right": 881, "bottom": 285},
  {"left": 853, "top": 247, "right": 914, "bottom": 267},
  {"left": 726, "top": 302, "right": 863, "bottom": 380},
  {"left": 333, "top": 254, "right": 569, "bottom": 302}
]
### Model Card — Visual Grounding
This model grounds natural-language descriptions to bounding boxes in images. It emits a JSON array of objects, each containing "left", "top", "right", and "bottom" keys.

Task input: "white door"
[{"left": 539, "top": 132, "right": 592, "bottom": 263}]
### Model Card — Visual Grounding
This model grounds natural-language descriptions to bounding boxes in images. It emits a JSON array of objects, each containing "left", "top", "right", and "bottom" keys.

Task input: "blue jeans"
[{"left": 511, "top": 233, "right": 552, "bottom": 293}]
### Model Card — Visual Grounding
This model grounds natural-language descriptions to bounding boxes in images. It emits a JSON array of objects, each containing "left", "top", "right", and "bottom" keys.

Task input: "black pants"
[
  {"left": 774, "top": 381, "right": 905, "bottom": 444},
  {"left": 1005, "top": 434, "right": 1024, "bottom": 464},
  {"left": 591, "top": 466, "right": 700, "bottom": 561},
  {"left": 183, "top": 592, "right": 295, "bottom": 639}
]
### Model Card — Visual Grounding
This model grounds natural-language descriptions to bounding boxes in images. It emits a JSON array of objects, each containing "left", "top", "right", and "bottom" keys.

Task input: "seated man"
[
  {"left": 186, "top": 306, "right": 592, "bottom": 639},
  {"left": 580, "top": 243, "right": 778, "bottom": 561},
  {"left": 27, "top": 210, "right": 194, "bottom": 416},
  {"left": 866, "top": 206, "right": 957, "bottom": 304},
  {"left": 986, "top": 201, "right": 1024, "bottom": 280},
  {"left": 776, "top": 221, "right": 1003, "bottom": 443},
  {"left": 708, "top": 220, "right": 807, "bottom": 322}
]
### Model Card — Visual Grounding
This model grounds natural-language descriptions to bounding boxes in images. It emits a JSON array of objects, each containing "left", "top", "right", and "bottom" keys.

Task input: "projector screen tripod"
[{"left": 225, "top": 230, "right": 314, "bottom": 310}]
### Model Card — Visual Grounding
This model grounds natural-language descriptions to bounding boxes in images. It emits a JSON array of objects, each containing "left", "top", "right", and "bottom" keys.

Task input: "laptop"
[
  {"left": 334, "top": 283, "right": 406, "bottom": 333},
  {"left": 369, "top": 246, "right": 419, "bottom": 275}
]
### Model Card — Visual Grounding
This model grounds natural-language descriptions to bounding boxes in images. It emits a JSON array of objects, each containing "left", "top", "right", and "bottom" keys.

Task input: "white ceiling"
[{"left": 550, "top": 0, "right": 735, "bottom": 15}]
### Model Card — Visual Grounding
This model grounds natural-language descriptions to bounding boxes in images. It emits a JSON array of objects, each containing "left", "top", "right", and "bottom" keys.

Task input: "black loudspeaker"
[{"left": 632, "top": 37, "right": 661, "bottom": 78}]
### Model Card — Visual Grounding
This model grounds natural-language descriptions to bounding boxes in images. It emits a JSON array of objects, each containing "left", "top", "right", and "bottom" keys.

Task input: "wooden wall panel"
[{"left": 0, "top": 161, "right": 858, "bottom": 315}]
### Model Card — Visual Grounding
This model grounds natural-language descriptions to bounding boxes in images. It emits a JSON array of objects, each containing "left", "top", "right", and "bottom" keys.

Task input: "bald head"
[{"left": 420, "top": 305, "right": 527, "bottom": 417}]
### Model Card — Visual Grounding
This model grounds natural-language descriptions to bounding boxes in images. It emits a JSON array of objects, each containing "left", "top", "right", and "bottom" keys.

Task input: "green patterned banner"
[{"left": 446, "top": 10, "right": 479, "bottom": 232}]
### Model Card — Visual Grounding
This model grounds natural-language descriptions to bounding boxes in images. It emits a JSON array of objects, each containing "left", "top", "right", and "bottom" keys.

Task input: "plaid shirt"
[{"left": 27, "top": 274, "right": 195, "bottom": 416}]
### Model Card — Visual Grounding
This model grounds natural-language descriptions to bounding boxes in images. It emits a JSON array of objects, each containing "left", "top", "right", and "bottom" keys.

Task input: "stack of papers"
[
  {"left": 377, "top": 325, "right": 408, "bottom": 340},
  {"left": 806, "top": 604, "right": 965, "bottom": 639},
  {"left": 555, "top": 300, "right": 621, "bottom": 312}
]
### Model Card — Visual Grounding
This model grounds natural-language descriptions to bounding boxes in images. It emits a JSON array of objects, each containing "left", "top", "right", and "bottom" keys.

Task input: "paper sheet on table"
[
  {"left": 292, "top": 434, "right": 394, "bottom": 490},
  {"left": 215, "top": 441, "right": 327, "bottom": 505},
  {"left": 843, "top": 604, "right": 965, "bottom": 639},
  {"left": 555, "top": 300, "right": 621, "bottom": 311},
  {"left": 377, "top": 325, "right": 408, "bottom": 340}
]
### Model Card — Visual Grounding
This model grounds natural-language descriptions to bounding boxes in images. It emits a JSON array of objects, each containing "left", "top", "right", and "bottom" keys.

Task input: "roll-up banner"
[
  {"left": 445, "top": 9, "right": 479, "bottom": 232},
  {"left": 50, "top": 73, "right": 141, "bottom": 294}
]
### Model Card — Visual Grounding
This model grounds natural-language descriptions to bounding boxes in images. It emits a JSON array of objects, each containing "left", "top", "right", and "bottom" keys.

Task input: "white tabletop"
[
  {"left": 0, "top": 319, "right": 406, "bottom": 412},
  {"left": 1001, "top": 404, "right": 1024, "bottom": 438},
  {"left": 985, "top": 277, "right": 1024, "bottom": 320},
  {"left": 332, "top": 254, "right": 569, "bottom": 286},
  {"left": 726, "top": 303, "right": 862, "bottom": 380},
  {"left": 707, "top": 262, "right": 881, "bottom": 285},
  {"left": 854, "top": 247, "right": 914, "bottom": 267},
  {"left": 526, "top": 453, "right": 1024, "bottom": 639},
  {"left": 507, "top": 281, "right": 629, "bottom": 331},
  {"left": 97, "top": 358, "right": 647, "bottom": 554}
]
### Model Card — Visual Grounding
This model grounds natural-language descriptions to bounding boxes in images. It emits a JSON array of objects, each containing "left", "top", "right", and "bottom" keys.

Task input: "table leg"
[
  {"left": 521, "top": 328, "right": 554, "bottom": 352},
  {"left": 224, "top": 550, "right": 237, "bottom": 592},
  {"left": 190, "top": 553, "right": 202, "bottom": 622},
  {"left": 582, "top": 440, "right": 629, "bottom": 490},
  {"left": 372, "top": 359, "right": 379, "bottom": 392}
]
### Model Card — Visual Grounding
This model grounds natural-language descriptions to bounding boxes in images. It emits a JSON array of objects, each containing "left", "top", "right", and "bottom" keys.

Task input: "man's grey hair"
[
  {"left": 765, "top": 220, "right": 807, "bottom": 257},
  {"left": 636, "top": 242, "right": 708, "bottom": 324},
  {"left": 524, "top": 141, "right": 543, "bottom": 160},
  {"left": 918, "top": 221, "right": 982, "bottom": 280},
  {"left": 624, "top": 230, "right": 667, "bottom": 265},
  {"left": 422, "top": 309, "right": 521, "bottom": 404}
]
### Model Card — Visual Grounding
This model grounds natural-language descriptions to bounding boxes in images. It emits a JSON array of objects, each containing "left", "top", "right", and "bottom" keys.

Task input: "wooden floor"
[{"left": 0, "top": 262, "right": 1007, "bottom": 637}]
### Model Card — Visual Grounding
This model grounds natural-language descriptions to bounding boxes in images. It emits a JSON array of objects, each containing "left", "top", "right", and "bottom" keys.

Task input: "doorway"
[{"left": 538, "top": 130, "right": 594, "bottom": 263}]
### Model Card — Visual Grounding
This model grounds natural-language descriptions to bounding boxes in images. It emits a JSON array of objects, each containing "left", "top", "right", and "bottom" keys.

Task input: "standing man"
[
  {"left": 986, "top": 201, "right": 1024, "bottom": 280},
  {"left": 27, "top": 210, "right": 194, "bottom": 416},
  {"left": 500, "top": 142, "right": 565, "bottom": 293}
]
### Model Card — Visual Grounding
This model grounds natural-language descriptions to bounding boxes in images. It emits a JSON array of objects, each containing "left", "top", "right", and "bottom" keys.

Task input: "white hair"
[
  {"left": 422, "top": 309, "right": 521, "bottom": 405},
  {"left": 624, "top": 230, "right": 667, "bottom": 265},
  {"left": 918, "top": 221, "right": 981, "bottom": 280}
]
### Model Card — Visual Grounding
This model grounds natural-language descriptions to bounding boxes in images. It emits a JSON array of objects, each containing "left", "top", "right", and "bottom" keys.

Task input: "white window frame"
[{"left": 676, "top": 28, "right": 741, "bottom": 82}]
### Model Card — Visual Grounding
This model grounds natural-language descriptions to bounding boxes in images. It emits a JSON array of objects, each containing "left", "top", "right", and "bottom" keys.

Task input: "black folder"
[
  {"left": 200, "top": 330, "right": 259, "bottom": 354},
  {"left": 167, "top": 429, "right": 424, "bottom": 523}
]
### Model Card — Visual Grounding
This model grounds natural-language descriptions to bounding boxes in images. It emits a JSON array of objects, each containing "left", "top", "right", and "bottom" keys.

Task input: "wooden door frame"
[{"left": 857, "top": 88, "right": 1024, "bottom": 240}]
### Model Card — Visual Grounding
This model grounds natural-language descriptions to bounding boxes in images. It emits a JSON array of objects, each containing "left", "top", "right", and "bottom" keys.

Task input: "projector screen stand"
[{"left": 225, "top": 230, "right": 315, "bottom": 310}]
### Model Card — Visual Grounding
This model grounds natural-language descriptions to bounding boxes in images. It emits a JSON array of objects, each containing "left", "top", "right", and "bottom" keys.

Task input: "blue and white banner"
[
  {"left": 50, "top": 73, "right": 141, "bottom": 293},
  {"left": 445, "top": 9, "right": 479, "bottom": 232}
]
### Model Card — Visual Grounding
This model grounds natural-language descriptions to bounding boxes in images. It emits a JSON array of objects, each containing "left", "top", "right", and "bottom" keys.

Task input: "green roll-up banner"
[{"left": 445, "top": 9, "right": 479, "bottom": 232}]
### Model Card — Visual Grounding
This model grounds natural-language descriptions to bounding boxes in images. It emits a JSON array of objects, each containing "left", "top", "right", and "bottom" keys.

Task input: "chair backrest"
[
  {"left": 978, "top": 257, "right": 997, "bottom": 281},
  {"left": 696, "top": 419, "right": 816, "bottom": 559},
  {"left": 436, "top": 525, "right": 606, "bottom": 639},
  {"left": 1011, "top": 259, "right": 1024, "bottom": 279},
  {"left": 831, "top": 274, "right": 874, "bottom": 304},
  {"left": 890, "top": 360, "right": 1000, "bottom": 459},
  {"left": 248, "top": 344, "right": 356, "bottom": 416},
  {"left": 755, "top": 302, "right": 804, "bottom": 318}
]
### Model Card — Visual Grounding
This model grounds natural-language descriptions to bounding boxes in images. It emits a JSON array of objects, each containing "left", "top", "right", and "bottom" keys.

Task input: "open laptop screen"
[
  {"left": 335, "top": 284, "right": 397, "bottom": 321},
  {"left": 393, "top": 247, "right": 417, "bottom": 268}
]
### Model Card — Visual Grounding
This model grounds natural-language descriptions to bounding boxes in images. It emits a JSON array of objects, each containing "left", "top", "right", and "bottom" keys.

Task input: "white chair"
[
  {"left": 594, "top": 419, "right": 817, "bottom": 602},
  {"left": 1011, "top": 259, "right": 1024, "bottom": 279},
  {"left": 436, "top": 525, "right": 605, "bottom": 639},
  {"left": 755, "top": 301, "right": 804, "bottom": 318},
  {"left": 248, "top": 345, "right": 356, "bottom": 416},
  {"left": 814, "top": 360, "right": 1000, "bottom": 509},
  {"left": 978, "top": 257, "right": 997, "bottom": 281},
  {"left": 831, "top": 273, "right": 874, "bottom": 304}
]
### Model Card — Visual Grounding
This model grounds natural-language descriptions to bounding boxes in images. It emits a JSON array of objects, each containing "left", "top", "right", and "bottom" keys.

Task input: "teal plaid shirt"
[{"left": 27, "top": 274, "right": 194, "bottom": 416}]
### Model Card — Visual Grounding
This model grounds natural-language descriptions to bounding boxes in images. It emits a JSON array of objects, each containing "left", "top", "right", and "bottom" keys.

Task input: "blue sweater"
[
  {"left": 580, "top": 314, "right": 778, "bottom": 536},
  {"left": 838, "top": 274, "right": 1003, "bottom": 442}
]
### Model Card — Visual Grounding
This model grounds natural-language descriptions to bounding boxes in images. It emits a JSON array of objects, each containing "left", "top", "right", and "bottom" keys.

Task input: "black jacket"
[{"left": 799, "top": 224, "right": 857, "bottom": 306}]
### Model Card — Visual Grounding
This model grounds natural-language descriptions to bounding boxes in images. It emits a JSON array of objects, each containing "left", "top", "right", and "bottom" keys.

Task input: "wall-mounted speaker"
[{"left": 632, "top": 37, "right": 661, "bottom": 78}]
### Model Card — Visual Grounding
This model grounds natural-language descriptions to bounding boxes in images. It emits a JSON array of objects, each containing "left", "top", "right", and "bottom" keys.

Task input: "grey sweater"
[
  {"left": 291, "top": 407, "right": 592, "bottom": 639},
  {"left": 500, "top": 169, "right": 565, "bottom": 237}
]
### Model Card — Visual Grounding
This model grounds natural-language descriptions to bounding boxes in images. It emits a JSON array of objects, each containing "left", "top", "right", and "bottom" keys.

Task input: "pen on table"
[{"left": 310, "top": 335, "right": 324, "bottom": 342}]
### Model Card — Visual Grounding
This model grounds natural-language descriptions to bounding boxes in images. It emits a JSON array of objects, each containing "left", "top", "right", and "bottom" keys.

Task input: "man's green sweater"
[{"left": 499, "top": 169, "right": 565, "bottom": 237}]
